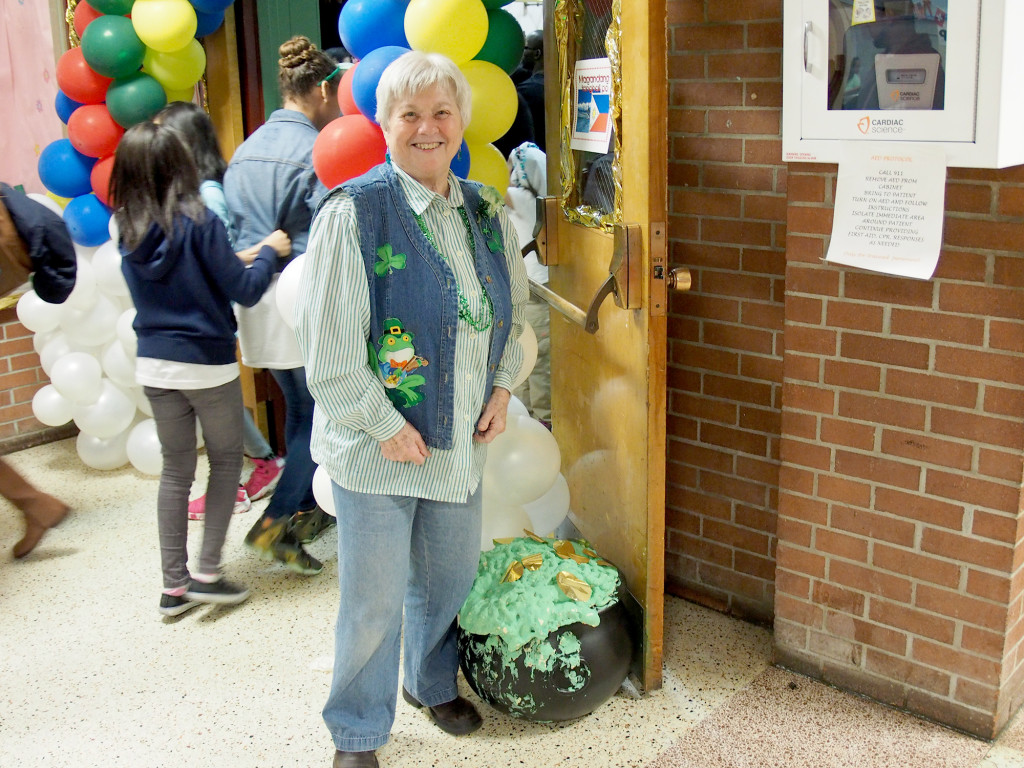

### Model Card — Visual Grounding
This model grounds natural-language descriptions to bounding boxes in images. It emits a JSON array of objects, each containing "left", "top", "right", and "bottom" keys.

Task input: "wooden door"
[{"left": 537, "top": 0, "right": 671, "bottom": 691}]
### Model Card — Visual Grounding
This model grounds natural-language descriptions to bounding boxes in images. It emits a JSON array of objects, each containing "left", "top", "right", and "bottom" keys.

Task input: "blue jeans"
[
  {"left": 322, "top": 483, "right": 483, "bottom": 752},
  {"left": 264, "top": 367, "right": 316, "bottom": 519},
  {"left": 145, "top": 381, "right": 244, "bottom": 590}
]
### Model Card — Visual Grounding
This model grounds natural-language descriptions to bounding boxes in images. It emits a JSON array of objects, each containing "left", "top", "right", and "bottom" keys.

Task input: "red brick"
[
  {"left": 912, "top": 639, "right": 1001, "bottom": 685},
  {"left": 890, "top": 309, "right": 985, "bottom": 346},
  {"left": 864, "top": 649, "right": 951, "bottom": 696},
  {"left": 879, "top": 429, "right": 973, "bottom": 472},
  {"left": 915, "top": 585, "right": 1006, "bottom": 632},
  {"left": 885, "top": 369, "right": 978, "bottom": 409},
  {"left": 873, "top": 487, "right": 964, "bottom": 531},
  {"left": 816, "top": 475, "right": 871, "bottom": 507},
  {"left": 966, "top": 570, "right": 1012, "bottom": 604},
  {"left": 775, "top": 593, "right": 824, "bottom": 627},
  {"left": 816, "top": 529, "right": 869, "bottom": 562},
  {"left": 813, "top": 581, "right": 866, "bottom": 615},
  {"left": 833, "top": 450, "right": 922, "bottom": 491},
  {"left": 831, "top": 506, "right": 916, "bottom": 548},
  {"left": 931, "top": 408, "right": 1024, "bottom": 451},
  {"left": 843, "top": 272, "right": 934, "bottom": 307},
  {"left": 787, "top": 262, "right": 840, "bottom": 296},
  {"left": 838, "top": 391, "right": 927, "bottom": 430},
  {"left": 823, "top": 360, "right": 881, "bottom": 392},
  {"left": 840, "top": 333, "right": 931, "bottom": 370},
  {"left": 924, "top": 471, "right": 1020, "bottom": 517},
  {"left": 777, "top": 568, "right": 812, "bottom": 599},
  {"left": 977, "top": 448, "right": 1023, "bottom": 483},
  {"left": 869, "top": 598, "right": 955, "bottom": 644},
  {"left": 920, "top": 527, "right": 1013, "bottom": 571},
  {"left": 961, "top": 626, "right": 1005, "bottom": 659},
  {"left": 972, "top": 511, "right": 1017, "bottom": 544},
  {"left": 872, "top": 544, "right": 961, "bottom": 589},
  {"left": 776, "top": 542, "right": 826, "bottom": 578},
  {"left": 944, "top": 219, "right": 1024, "bottom": 256},
  {"left": 831, "top": 561, "right": 912, "bottom": 603},
  {"left": 820, "top": 416, "right": 875, "bottom": 451}
]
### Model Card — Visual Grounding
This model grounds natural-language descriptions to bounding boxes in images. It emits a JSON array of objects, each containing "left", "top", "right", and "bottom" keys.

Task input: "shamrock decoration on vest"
[
  {"left": 370, "top": 317, "right": 429, "bottom": 408},
  {"left": 374, "top": 243, "right": 406, "bottom": 277}
]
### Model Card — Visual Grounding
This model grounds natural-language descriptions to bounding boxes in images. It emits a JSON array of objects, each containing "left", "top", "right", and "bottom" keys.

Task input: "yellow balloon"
[
  {"left": 164, "top": 85, "right": 197, "bottom": 104},
  {"left": 466, "top": 141, "right": 508, "bottom": 191},
  {"left": 405, "top": 0, "right": 488, "bottom": 65},
  {"left": 132, "top": 0, "right": 197, "bottom": 54},
  {"left": 143, "top": 40, "right": 207, "bottom": 92},
  {"left": 460, "top": 60, "right": 516, "bottom": 145}
]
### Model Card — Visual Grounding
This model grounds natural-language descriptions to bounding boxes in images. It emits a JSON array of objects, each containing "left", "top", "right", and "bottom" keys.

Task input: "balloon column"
[
  {"left": 313, "top": 0, "right": 525, "bottom": 191},
  {"left": 28, "top": 0, "right": 236, "bottom": 474}
]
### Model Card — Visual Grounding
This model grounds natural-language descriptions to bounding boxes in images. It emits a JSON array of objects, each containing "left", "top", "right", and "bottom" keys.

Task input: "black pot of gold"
[{"left": 457, "top": 533, "right": 635, "bottom": 722}]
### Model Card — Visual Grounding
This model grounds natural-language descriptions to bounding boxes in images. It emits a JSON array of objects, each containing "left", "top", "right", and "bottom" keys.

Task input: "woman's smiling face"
[{"left": 382, "top": 83, "right": 465, "bottom": 194}]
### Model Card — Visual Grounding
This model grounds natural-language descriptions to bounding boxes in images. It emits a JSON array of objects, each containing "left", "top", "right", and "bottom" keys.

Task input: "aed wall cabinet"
[{"left": 782, "top": 0, "right": 1024, "bottom": 168}]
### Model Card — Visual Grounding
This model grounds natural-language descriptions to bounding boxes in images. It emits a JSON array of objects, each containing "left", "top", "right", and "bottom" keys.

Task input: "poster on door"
[
  {"left": 825, "top": 141, "right": 946, "bottom": 280},
  {"left": 570, "top": 58, "right": 613, "bottom": 153}
]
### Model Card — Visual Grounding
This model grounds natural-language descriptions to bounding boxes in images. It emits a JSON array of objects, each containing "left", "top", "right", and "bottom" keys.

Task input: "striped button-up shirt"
[{"left": 297, "top": 165, "right": 529, "bottom": 503}]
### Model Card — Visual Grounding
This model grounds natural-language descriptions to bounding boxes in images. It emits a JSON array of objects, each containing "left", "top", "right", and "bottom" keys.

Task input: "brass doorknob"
[{"left": 667, "top": 267, "right": 691, "bottom": 292}]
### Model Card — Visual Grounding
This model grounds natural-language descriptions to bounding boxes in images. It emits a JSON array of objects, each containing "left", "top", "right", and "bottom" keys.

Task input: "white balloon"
[
  {"left": 512, "top": 321, "right": 537, "bottom": 390},
  {"left": 74, "top": 242, "right": 99, "bottom": 262},
  {"left": 126, "top": 418, "right": 163, "bottom": 476},
  {"left": 132, "top": 386, "right": 153, "bottom": 417},
  {"left": 101, "top": 340, "right": 137, "bottom": 388},
  {"left": 50, "top": 351, "right": 103, "bottom": 404},
  {"left": 76, "top": 429, "right": 130, "bottom": 470},
  {"left": 63, "top": 257, "right": 98, "bottom": 311},
  {"left": 312, "top": 464, "right": 336, "bottom": 517},
  {"left": 39, "top": 333, "right": 73, "bottom": 376},
  {"left": 26, "top": 193, "right": 64, "bottom": 217},
  {"left": 116, "top": 308, "right": 137, "bottom": 356},
  {"left": 507, "top": 395, "right": 529, "bottom": 419},
  {"left": 523, "top": 472, "right": 570, "bottom": 536},
  {"left": 61, "top": 295, "right": 119, "bottom": 347},
  {"left": 482, "top": 415, "right": 561, "bottom": 505},
  {"left": 16, "top": 291, "right": 62, "bottom": 333},
  {"left": 32, "top": 384, "right": 74, "bottom": 426},
  {"left": 480, "top": 492, "right": 532, "bottom": 551},
  {"left": 108, "top": 214, "right": 119, "bottom": 243},
  {"left": 32, "top": 328, "right": 59, "bottom": 355},
  {"left": 92, "top": 240, "right": 129, "bottom": 297},
  {"left": 72, "top": 379, "right": 137, "bottom": 438},
  {"left": 275, "top": 254, "right": 305, "bottom": 330}
]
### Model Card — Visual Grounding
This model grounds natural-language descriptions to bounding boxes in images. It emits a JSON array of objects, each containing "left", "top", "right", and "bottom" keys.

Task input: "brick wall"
[
  {"left": 0, "top": 307, "right": 61, "bottom": 447},
  {"left": 775, "top": 165, "right": 1024, "bottom": 738},
  {"left": 665, "top": 0, "right": 787, "bottom": 622}
]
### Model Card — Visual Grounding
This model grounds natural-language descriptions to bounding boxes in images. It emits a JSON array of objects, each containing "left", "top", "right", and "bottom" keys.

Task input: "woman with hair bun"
[{"left": 224, "top": 35, "right": 342, "bottom": 575}]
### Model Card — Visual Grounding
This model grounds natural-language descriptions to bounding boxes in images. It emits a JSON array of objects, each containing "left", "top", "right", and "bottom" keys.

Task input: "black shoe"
[
  {"left": 401, "top": 687, "right": 482, "bottom": 735},
  {"left": 158, "top": 593, "right": 200, "bottom": 617},
  {"left": 184, "top": 577, "right": 250, "bottom": 605},
  {"left": 272, "top": 529, "right": 323, "bottom": 575},
  {"left": 289, "top": 506, "right": 336, "bottom": 544},
  {"left": 333, "top": 750, "right": 378, "bottom": 768}
]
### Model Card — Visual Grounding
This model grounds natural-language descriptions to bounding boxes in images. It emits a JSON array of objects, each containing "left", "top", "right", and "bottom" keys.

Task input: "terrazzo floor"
[{"left": 4, "top": 437, "right": 1024, "bottom": 767}]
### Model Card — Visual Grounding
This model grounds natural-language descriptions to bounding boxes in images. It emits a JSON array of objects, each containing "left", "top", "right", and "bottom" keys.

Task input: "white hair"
[{"left": 375, "top": 51, "right": 472, "bottom": 130}]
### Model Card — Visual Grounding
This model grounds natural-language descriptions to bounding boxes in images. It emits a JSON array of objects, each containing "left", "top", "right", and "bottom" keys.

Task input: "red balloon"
[
  {"left": 67, "top": 104, "right": 124, "bottom": 158},
  {"left": 90, "top": 155, "right": 115, "bottom": 207},
  {"left": 56, "top": 47, "right": 112, "bottom": 105},
  {"left": 312, "top": 115, "right": 387, "bottom": 189},
  {"left": 337, "top": 64, "right": 360, "bottom": 116},
  {"left": 74, "top": 1, "right": 103, "bottom": 39}
]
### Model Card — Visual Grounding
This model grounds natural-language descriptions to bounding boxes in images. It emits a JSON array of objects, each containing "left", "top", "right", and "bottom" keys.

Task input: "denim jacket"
[
  {"left": 223, "top": 109, "right": 328, "bottom": 258},
  {"left": 341, "top": 163, "right": 514, "bottom": 450}
]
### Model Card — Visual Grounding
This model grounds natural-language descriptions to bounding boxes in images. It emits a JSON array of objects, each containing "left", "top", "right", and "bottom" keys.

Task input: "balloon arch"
[{"left": 28, "top": 0, "right": 566, "bottom": 543}]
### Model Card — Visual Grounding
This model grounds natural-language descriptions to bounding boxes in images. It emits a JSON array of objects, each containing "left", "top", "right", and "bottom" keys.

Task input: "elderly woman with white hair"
[{"left": 295, "top": 51, "right": 529, "bottom": 768}]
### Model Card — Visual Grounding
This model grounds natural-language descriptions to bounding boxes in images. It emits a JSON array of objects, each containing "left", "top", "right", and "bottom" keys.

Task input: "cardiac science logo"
[{"left": 855, "top": 116, "right": 905, "bottom": 136}]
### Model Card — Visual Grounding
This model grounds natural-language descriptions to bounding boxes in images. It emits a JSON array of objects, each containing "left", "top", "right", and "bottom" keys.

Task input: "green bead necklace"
[{"left": 412, "top": 206, "right": 494, "bottom": 332}]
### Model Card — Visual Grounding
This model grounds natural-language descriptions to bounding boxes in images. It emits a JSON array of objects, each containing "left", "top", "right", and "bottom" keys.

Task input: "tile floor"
[{"left": 3, "top": 437, "right": 1024, "bottom": 767}]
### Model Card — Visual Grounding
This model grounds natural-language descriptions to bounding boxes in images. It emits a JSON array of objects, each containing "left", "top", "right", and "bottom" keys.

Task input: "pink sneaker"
[
  {"left": 244, "top": 456, "right": 285, "bottom": 501},
  {"left": 188, "top": 487, "right": 252, "bottom": 521}
]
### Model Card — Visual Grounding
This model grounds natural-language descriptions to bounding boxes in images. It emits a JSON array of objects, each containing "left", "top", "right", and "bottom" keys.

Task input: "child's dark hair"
[
  {"left": 155, "top": 101, "right": 227, "bottom": 184},
  {"left": 110, "top": 121, "right": 207, "bottom": 251},
  {"left": 278, "top": 35, "right": 338, "bottom": 101}
]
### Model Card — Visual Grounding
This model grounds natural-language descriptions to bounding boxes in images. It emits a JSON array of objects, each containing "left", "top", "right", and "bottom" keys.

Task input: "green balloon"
[
  {"left": 90, "top": 0, "right": 135, "bottom": 14},
  {"left": 81, "top": 15, "right": 145, "bottom": 79},
  {"left": 107, "top": 72, "right": 168, "bottom": 128},
  {"left": 476, "top": 9, "right": 525, "bottom": 75}
]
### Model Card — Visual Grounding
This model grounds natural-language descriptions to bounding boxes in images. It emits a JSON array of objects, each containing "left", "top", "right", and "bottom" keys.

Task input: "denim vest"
[{"left": 340, "top": 163, "right": 513, "bottom": 450}]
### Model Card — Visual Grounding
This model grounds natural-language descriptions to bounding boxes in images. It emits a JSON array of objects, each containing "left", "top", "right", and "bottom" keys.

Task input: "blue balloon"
[
  {"left": 38, "top": 139, "right": 95, "bottom": 199},
  {"left": 339, "top": 0, "right": 410, "bottom": 59},
  {"left": 451, "top": 140, "right": 470, "bottom": 178},
  {"left": 351, "top": 46, "right": 410, "bottom": 124},
  {"left": 55, "top": 90, "right": 84, "bottom": 125},
  {"left": 194, "top": 8, "right": 225, "bottom": 37},
  {"left": 63, "top": 194, "right": 112, "bottom": 247},
  {"left": 190, "top": 0, "right": 234, "bottom": 13}
]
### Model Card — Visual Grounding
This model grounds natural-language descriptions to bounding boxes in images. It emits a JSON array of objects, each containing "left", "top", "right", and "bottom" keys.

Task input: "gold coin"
[
  {"left": 525, "top": 529, "right": 547, "bottom": 543},
  {"left": 492, "top": 537, "right": 515, "bottom": 546},
  {"left": 553, "top": 540, "right": 576, "bottom": 559},
  {"left": 501, "top": 561, "right": 524, "bottom": 583},
  {"left": 568, "top": 553, "right": 590, "bottom": 564},
  {"left": 521, "top": 553, "right": 544, "bottom": 570},
  {"left": 557, "top": 571, "right": 592, "bottom": 601},
  {"left": 584, "top": 548, "right": 598, "bottom": 558}
]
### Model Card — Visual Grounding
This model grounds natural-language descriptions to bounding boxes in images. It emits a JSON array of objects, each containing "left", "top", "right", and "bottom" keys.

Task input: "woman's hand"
[
  {"left": 380, "top": 422, "right": 431, "bottom": 465},
  {"left": 260, "top": 229, "right": 292, "bottom": 257},
  {"left": 475, "top": 387, "right": 511, "bottom": 444}
]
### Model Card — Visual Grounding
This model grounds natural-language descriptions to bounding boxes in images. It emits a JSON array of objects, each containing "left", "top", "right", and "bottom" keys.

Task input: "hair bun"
[{"left": 278, "top": 35, "right": 317, "bottom": 70}]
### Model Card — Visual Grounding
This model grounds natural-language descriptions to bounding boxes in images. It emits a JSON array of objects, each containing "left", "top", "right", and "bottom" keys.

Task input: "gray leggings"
[{"left": 145, "top": 380, "right": 244, "bottom": 591}]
